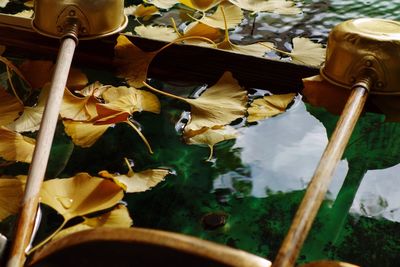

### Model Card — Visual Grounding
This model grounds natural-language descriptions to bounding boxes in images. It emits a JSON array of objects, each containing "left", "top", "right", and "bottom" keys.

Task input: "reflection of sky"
[{"left": 213, "top": 97, "right": 400, "bottom": 223}]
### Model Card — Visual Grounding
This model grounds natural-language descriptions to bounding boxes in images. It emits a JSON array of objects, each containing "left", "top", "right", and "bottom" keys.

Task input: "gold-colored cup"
[
  {"left": 32, "top": 0, "right": 127, "bottom": 39},
  {"left": 321, "top": 18, "right": 400, "bottom": 95}
]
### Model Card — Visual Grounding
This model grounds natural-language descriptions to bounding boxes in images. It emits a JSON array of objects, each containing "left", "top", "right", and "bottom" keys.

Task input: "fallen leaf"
[
  {"left": 0, "top": 176, "right": 25, "bottom": 221},
  {"left": 247, "top": 93, "right": 296, "bottom": 122},
  {"left": 199, "top": 2, "right": 243, "bottom": 30},
  {"left": 24, "top": 0, "right": 33, "bottom": 7},
  {"left": 134, "top": 25, "right": 180, "bottom": 42},
  {"left": 0, "top": 86, "right": 24, "bottom": 126},
  {"left": 13, "top": 9, "right": 34, "bottom": 18},
  {"left": 185, "top": 125, "right": 237, "bottom": 160},
  {"left": 76, "top": 81, "right": 109, "bottom": 98},
  {"left": 124, "top": 4, "right": 160, "bottom": 20},
  {"left": 54, "top": 204, "right": 133, "bottom": 240},
  {"left": 144, "top": 71, "right": 248, "bottom": 132},
  {"left": 179, "top": 0, "right": 221, "bottom": 11},
  {"left": 229, "top": 0, "right": 301, "bottom": 14},
  {"left": 63, "top": 120, "right": 111, "bottom": 148},
  {"left": 40, "top": 173, "right": 124, "bottom": 221},
  {"left": 60, "top": 88, "right": 99, "bottom": 121},
  {"left": 99, "top": 158, "right": 169, "bottom": 193},
  {"left": 144, "top": 0, "right": 178, "bottom": 9},
  {"left": 0, "top": 0, "right": 9, "bottom": 8},
  {"left": 115, "top": 35, "right": 158, "bottom": 88},
  {"left": 183, "top": 21, "right": 223, "bottom": 43},
  {"left": 287, "top": 37, "right": 325, "bottom": 67},
  {"left": 0, "top": 126, "right": 35, "bottom": 163}
]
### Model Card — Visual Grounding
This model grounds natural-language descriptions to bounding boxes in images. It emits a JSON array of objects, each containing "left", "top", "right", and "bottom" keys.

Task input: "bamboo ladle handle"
[
  {"left": 272, "top": 78, "right": 371, "bottom": 267},
  {"left": 7, "top": 37, "right": 77, "bottom": 267}
]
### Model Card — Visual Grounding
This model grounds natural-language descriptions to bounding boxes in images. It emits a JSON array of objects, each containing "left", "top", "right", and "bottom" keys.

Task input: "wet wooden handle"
[
  {"left": 6, "top": 38, "right": 76, "bottom": 267},
  {"left": 272, "top": 84, "right": 369, "bottom": 267}
]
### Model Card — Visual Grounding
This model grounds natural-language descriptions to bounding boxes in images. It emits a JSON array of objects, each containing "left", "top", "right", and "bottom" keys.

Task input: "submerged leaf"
[
  {"left": 0, "top": 126, "right": 35, "bottom": 163},
  {"left": 40, "top": 173, "right": 124, "bottom": 221},
  {"left": 54, "top": 205, "right": 133, "bottom": 240},
  {"left": 99, "top": 158, "right": 169, "bottom": 193},
  {"left": 288, "top": 37, "right": 325, "bottom": 67},
  {"left": 185, "top": 125, "right": 237, "bottom": 160},
  {"left": 134, "top": 25, "right": 180, "bottom": 42},
  {"left": 247, "top": 93, "right": 296, "bottom": 122},
  {"left": 0, "top": 86, "right": 24, "bottom": 126},
  {"left": 0, "top": 176, "right": 25, "bottom": 221},
  {"left": 229, "top": 0, "right": 301, "bottom": 14},
  {"left": 115, "top": 35, "right": 158, "bottom": 88}
]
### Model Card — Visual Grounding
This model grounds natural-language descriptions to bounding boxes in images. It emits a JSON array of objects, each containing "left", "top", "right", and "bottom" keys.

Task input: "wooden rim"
[{"left": 28, "top": 227, "right": 271, "bottom": 267}]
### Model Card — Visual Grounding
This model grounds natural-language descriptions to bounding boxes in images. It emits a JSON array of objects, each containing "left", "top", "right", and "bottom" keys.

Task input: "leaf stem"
[
  {"left": 207, "top": 145, "right": 214, "bottom": 161},
  {"left": 258, "top": 42, "right": 291, "bottom": 56},
  {"left": 142, "top": 81, "right": 188, "bottom": 103},
  {"left": 125, "top": 120, "right": 154, "bottom": 154}
]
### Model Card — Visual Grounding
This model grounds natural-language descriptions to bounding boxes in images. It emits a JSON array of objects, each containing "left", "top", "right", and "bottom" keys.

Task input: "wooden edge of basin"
[
  {"left": 298, "top": 260, "right": 360, "bottom": 267},
  {"left": 28, "top": 227, "right": 271, "bottom": 267}
]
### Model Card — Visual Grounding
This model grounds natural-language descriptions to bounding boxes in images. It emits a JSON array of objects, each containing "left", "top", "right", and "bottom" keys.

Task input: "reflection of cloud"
[
  {"left": 351, "top": 165, "right": 400, "bottom": 222},
  {"left": 234, "top": 99, "right": 348, "bottom": 198}
]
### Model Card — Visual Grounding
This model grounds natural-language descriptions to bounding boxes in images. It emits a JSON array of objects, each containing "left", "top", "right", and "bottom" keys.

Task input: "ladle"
[
  {"left": 6, "top": 1, "right": 127, "bottom": 266},
  {"left": 273, "top": 18, "right": 400, "bottom": 267}
]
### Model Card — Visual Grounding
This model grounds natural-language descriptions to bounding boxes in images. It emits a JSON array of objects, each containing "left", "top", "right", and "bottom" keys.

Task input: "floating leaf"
[
  {"left": 40, "top": 173, "right": 124, "bottom": 221},
  {"left": 0, "top": 126, "right": 35, "bottom": 163},
  {"left": 124, "top": 4, "right": 160, "bottom": 20},
  {"left": 115, "top": 35, "right": 158, "bottom": 88},
  {"left": 199, "top": 2, "right": 243, "bottom": 30},
  {"left": 54, "top": 205, "right": 133, "bottom": 240},
  {"left": 0, "top": 86, "right": 24, "bottom": 126},
  {"left": 185, "top": 125, "right": 237, "bottom": 160},
  {"left": 60, "top": 88, "right": 99, "bottom": 121},
  {"left": 183, "top": 22, "right": 223, "bottom": 43},
  {"left": 247, "top": 93, "right": 296, "bottom": 122},
  {"left": 144, "top": 72, "right": 247, "bottom": 132},
  {"left": 134, "top": 25, "right": 180, "bottom": 42},
  {"left": 0, "top": 0, "right": 9, "bottom": 8},
  {"left": 229, "top": 0, "right": 301, "bottom": 14},
  {"left": 13, "top": 9, "right": 34, "bottom": 18},
  {"left": 0, "top": 176, "right": 25, "bottom": 221},
  {"left": 63, "top": 120, "right": 111, "bottom": 148},
  {"left": 99, "top": 158, "right": 169, "bottom": 193},
  {"left": 144, "top": 0, "right": 178, "bottom": 9},
  {"left": 289, "top": 37, "right": 326, "bottom": 66},
  {"left": 179, "top": 0, "right": 221, "bottom": 11}
]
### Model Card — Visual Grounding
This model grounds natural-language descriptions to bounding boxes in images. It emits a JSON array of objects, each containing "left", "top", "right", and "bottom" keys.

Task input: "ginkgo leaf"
[
  {"left": 40, "top": 173, "right": 124, "bottom": 221},
  {"left": 77, "top": 81, "right": 109, "bottom": 98},
  {"left": 229, "top": 0, "right": 301, "bottom": 14},
  {"left": 54, "top": 204, "right": 133, "bottom": 240},
  {"left": 124, "top": 4, "right": 160, "bottom": 20},
  {"left": 115, "top": 35, "right": 158, "bottom": 88},
  {"left": 0, "top": 86, "right": 24, "bottom": 126},
  {"left": 63, "top": 120, "right": 111, "bottom": 148},
  {"left": 99, "top": 158, "right": 170, "bottom": 193},
  {"left": 144, "top": 0, "right": 178, "bottom": 9},
  {"left": 0, "top": 0, "right": 9, "bottom": 8},
  {"left": 199, "top": 2, "right": 243, "bottom": 30},
  {"left": 144, "top": 71, "right": 247, "bottom": 132},
  {"left": 13, "top": 9, "right": 34, "bottom": 18},
  {"left": 179, "top": 0, "right": 221, "bottom": 11},
  {"left": 0, "top": 126, "right": 35, "bottom": 163},
  {"left": 60, "top": 88, "right": 99, "bottom": 121},
  {"left": 19, "top": 60, "right": 88, "bottom": 90},
  {"left": 183, "top": 22, "right": 223, "bottom": 43},
  {"left": 24, "top": 0, "right": 33, "bottom": 7},
  {"left": 134, "top": 25, "right": 180, "bottom": 42},
  {"left": 247, "top": 93, "right": 296, "bottom": 122},
  {"left": 288, "top": 37, "right": 326, "bottom": 67},
  {"left": 0, "top": 177, "right": 25, "bottom": 221},
  {"left": 185, "top": 125, "right": 237, "bottom": 160}
]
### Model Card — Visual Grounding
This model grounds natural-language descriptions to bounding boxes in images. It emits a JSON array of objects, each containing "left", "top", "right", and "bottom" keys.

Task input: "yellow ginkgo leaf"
[
  {"left": 40, "top": 173, "right": 124, "bottom": 221},
  {"left": 0, "top": 0, "right": 9, "bottom": 8},
  {"left": 13, "top": 9, "right": 33, "bottom": 18},
  {"left": 247, "top": 93, "right": 296, "bottom": 122},
  {"left": 24, "top": 0, "right": 33, "bottom": 7},
  {"left": 0, "top": 177, "right": 25, "bottom": 221},
  {"left": 144, "top": 0, "right": 178, "bottom": 9},
  {"left": 99, "top": 158, "right": 170, "bottom": 193},
  {"left": 185, "top": 125, "right": 237, "bottom": 160},
  {"left": 0, "top": 86, "right": 24, "bottom": 127},
  {"left": 60, "top": 88, "right": 99, "bottom": 121},
  {"left": 125, "top": 4, "right": 160, "bottom": 20},
  {"left": 183, "top": 21, "right": 223, "bottom": 43},
  {"left": 0, "top": 126, "right": 35, "bottom": 163},
  {"left": 199, "top": 2, "right": 243, "bottom": 30},
  {"left": 54, "top": 204, "right": 133, "bottom": 240},
  {"left": 134, "top": 25, "right": 180, "bottom": 42},
  {"left": 115, "top": 35, "right": 158, "bottom": 88},
  {"left": 229, "top": 0, "right": 301, "bottom": 14},
  {"left": 144, "top": 71, "right": 247, "bottom": 132},
  {"left": 63, "top": 120, "right": 111, "bottom": 148},
  {"left": 77, "top": 81, "right": 108, "bottom": 98},
  {"left": 288, "top": 37, "right": 326, "bottom": 67},
  {"left": 179, "top": 0, "right": 221, "bottom": 11}
]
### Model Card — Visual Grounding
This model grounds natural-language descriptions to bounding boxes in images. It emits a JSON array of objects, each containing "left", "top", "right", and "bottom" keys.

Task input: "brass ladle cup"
[
  {"left": 273, "top": 18, "right": 400, "bottom": 267},
  {"left": 6, "top": 1, "right": 127, "bottom": 266}
]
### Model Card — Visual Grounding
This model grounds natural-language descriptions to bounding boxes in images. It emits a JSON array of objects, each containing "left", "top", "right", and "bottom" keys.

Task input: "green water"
[{"left": 1, "top": 1, "right": 400, "bottom": 266}]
